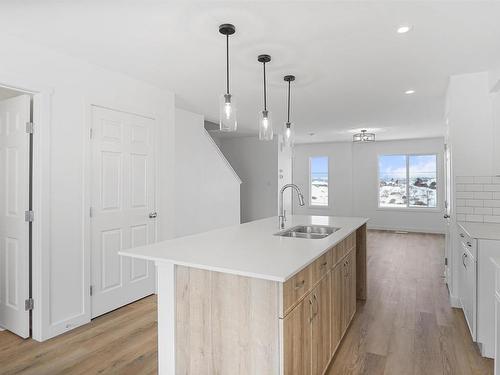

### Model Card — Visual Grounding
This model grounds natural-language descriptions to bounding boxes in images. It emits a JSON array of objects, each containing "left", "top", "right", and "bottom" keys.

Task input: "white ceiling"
[{"left": 2, "top": 1, "right": 500, "bottom": 142}]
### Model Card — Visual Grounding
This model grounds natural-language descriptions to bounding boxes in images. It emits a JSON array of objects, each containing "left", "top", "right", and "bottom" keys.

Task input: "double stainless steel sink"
[{"left": 274, "top": 225, "right": 339, "bottom": 240}]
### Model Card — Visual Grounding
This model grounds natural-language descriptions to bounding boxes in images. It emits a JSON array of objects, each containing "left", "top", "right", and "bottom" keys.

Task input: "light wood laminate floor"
[{"left": 0, "top": 230, "right": 494, "bottom": 374}]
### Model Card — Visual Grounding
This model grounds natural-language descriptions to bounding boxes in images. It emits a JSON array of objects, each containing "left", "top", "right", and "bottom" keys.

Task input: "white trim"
[{"left": 156, "top": 262, "right": 176, "bottom": 375}]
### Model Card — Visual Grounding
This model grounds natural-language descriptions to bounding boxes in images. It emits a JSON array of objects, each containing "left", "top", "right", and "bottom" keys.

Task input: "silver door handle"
[
  {"left": 149, "top": 211, "right": 158, "bottom": 219},
  {"left": 444, "top": 214, "right": 450, "bottom": 219}
]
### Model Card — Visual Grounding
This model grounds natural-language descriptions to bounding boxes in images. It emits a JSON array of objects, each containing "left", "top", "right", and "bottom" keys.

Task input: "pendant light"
[
  {"left": 283, "top": 75, "right": 295, "bottom": 148},
  {"left": 219, "top": 24, "right": 237, "bottom": 132},
  {"left": 258, "top": 54, "right": 273, "bottom": 140},
  {"left": 353, "top": 129, "right": 376, "bottom": 142}
]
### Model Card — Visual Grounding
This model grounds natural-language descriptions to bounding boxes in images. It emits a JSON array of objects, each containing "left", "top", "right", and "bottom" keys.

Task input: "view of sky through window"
[
  {"left": 310, "top": 156, "right": 328, "bottom": 206},
  {"left": 379, "top": 154, "right": 437, "bottom": 208}
]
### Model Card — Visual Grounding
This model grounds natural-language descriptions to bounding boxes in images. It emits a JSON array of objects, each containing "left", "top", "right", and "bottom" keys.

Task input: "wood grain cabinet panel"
[
  {"left": 284, "top": 296, "right": 312, "bottom": 375},
  {"left": 311, "top": 252, "right": 330, "bottom": 283},
  {"left": 283, "top": 266, "right": 312, "bottom": 315},
  {"left": 330, "top": 261, "right": 343, "bottom": 356},
  {"left": 311, "top": 274, "right": 331, "bottom": 375}
]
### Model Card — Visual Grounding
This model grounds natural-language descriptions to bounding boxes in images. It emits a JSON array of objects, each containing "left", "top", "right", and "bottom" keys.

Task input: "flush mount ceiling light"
[
  {"left": 397, "top": 25, "right": 412, "bottom": 34},
  {"left": 258, "top": 54, "right": 273, "bottom": 141},
  {"left": 353, "top": 129, "right": 375, "bottom": 143},
  {"left": 283, "top": 75, "right": 295, "bottom": 148},
  {"left": 405, "top": 89, "right": 416, "bottom": 94},
  {"left": 219, "top": 23, "right": 237, "bottom": 132}
]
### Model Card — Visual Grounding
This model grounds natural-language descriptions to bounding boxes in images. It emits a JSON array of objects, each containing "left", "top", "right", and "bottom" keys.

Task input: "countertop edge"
[{"left": 119, "top": 216, "right": 369, "bottom": 282}]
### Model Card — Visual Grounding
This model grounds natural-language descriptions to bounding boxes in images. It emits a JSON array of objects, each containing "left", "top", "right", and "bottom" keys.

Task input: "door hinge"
[
  {"left": 445, "top": 257, "right": 448, "bottom": 266},
  {"left": 89, "top": 207, "right": 93, "bottom": 218},
  {"left": 26, "top": 122, "right": 34, "bottom": 134},
  {"left": 89, "top": 128, "right": 93, "bottom": 139},
  {"left": 25, "top": 210, "right": 34, "bottom": 222},
  {"left": 25, "top": 298, "right": 34, "bottom": 311},
  {"left": 90, "top": 285, "right": 93, "bottom": 296}
]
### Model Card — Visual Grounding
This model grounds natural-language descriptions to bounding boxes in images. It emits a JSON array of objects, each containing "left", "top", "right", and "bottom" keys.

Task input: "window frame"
[
  {"left": 309, "top": 156, "right": 329, "bottom": 208},
  {"left": 377, "top": 153, "right": 439, "bottom": 211}
]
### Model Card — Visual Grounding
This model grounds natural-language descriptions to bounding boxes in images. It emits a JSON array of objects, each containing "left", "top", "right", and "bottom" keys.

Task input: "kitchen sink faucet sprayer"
[{"left": 279, "top": 184, "right": 305, "bottom": 229}]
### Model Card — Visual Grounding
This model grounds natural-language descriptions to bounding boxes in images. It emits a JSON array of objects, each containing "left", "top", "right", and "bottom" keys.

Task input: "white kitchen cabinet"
[
  {"left": 458, "top": 223, "right": 500, "bottom": 359},
  {"left": 492, "top": 257, "right": 500, "bottom": 375},
  {"left": 457, "top": 229, "right": 477, "bottom": 340}
]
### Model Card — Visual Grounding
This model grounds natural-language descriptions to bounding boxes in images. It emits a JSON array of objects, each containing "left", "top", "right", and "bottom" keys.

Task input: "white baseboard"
[{"left": 367, "top": 224, "right": 445, "bottom": 235}]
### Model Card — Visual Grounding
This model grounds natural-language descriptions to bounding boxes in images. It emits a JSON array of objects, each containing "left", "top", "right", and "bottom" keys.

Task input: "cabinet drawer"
[
  {"left": 458, "top": 227, "right": 477, "bottom": 259},
  {"left": 345, "top": 232, "right": 356, "bottom": 252},
  {"left": 311, "top": 252, "right": 330, "bottom": 284},
  {"left": 283, "top": 266, "right": 312, "bottom": 314}
]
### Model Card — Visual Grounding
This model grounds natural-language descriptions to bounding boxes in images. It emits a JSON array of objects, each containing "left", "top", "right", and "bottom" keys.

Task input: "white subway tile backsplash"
[
  {"left": 474, "top": 176, "right": 493, "bottom": 184},
  {"left": 474, "top": 192, "right": 493, "bottom": 200},
  {"left": 457, "top": 206, "right": 474, "bottom": 214},
  {"left": 484, "top": 216, "right": 500, "bottom": 223},
  {"left": 456, "top": 176, "right": 474, "bottom": 184},
  {"left": 466, "top": 199, "right": 484, "bottom": 207},
  {"left": 466, "top": 214, "right": 484, "bottom": 222},
  {"left": 455, "top": 176, "right": 500, "bottom": 222},
  {"left": 466, "top": 184, "right": 483, "bottom": 191},
  {"left": 474, "top": 207, "right": 493, "bottom": 215},
  {"left": 484, "top": 184, "right": 500, "bottom": 192}
]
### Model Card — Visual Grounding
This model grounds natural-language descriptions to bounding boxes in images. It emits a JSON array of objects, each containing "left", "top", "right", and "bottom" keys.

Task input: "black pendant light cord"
[
  {"left": 287, "top": 80, "right": 291, "bottom": 123},
  {"left": 226, "top": 35, "right": 230, "bottom": 95},
  {"left": 263, "top": 62, "right": 267, "bottom": 111}
]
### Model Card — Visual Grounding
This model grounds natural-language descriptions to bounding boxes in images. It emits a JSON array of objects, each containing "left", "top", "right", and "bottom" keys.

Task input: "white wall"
[
  {"left": 293, "top": 138, "right": 446, "bottom": 233},
  {"left": 174, "top": 109, "right": 240, "bottom": 236},
  {"left": 352, "top": 138, "right": 445, "bottom": 233},
  {"left": 0, "top": 34, "right": 175, "bottom": 340},
  {"left": 220, "top": 136, "right": 278, "bottom": 223},
  {"left": 293, "top": 142, "right": 353, "bottom": 217}
]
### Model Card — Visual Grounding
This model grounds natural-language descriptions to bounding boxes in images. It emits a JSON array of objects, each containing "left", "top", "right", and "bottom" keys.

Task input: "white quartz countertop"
[
  {"left": 457, "top": 222, "right": 500, "bottom": 241},
  {"left": 119, "top": 215, "right": 368, "bottom": 282}
]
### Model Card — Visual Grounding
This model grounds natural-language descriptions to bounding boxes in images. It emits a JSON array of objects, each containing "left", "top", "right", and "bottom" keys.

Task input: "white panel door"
[
  {"left": 91, "top": 106, "right": 156, "bottom": 318},
  {"left": 0, "top": 95, "right": 31, "bottom": 338}
]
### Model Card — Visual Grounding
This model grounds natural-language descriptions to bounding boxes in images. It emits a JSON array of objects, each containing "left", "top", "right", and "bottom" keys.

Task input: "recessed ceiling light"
[
  {"left": 397, "top": 25, "right": 412, "bottom": 34},
  {"left": 405, "top": 89, "right": 415, "bottom": 95}
]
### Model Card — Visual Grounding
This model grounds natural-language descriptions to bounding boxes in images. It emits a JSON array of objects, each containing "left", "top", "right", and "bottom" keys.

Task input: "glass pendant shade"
[
  {"left": 283, "top": 122, "right": 294, "bottom": 148},
  {"left": 219, "top": 93, "right": 237, "bottom": 131},
  {"left": 259, "top": 110, "right": 273, "bottom": 141}
]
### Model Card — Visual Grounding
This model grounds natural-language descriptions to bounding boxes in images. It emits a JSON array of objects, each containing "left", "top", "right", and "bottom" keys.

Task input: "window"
[
  {"left": 310, "top": 156, "right": 328, "bottom": 206},
  {"left": 378, "top": 154, "right": 437, "bottom": 208}
]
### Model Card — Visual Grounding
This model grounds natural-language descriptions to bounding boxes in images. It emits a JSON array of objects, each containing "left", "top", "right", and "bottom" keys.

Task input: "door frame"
[
  {"left": 0, "top": 82, "right": 54, "bottom": 341},
  {"left": 84, "top": 102, "right": 160, "bottom": 318}
]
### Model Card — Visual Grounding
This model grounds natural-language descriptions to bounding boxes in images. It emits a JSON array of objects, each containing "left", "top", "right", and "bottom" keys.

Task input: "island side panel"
[
  {"left": 175, "top": 265, "right": 281, "bottom": 375},
  {"left": 356, "top": 224, "right": 367, "bottom": 300}
]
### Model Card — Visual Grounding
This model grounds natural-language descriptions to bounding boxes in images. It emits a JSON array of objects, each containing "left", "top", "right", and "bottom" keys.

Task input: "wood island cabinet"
[
  {"left": 174, "top": 224, "right": 367, "bottom": 375},
  {"left": 283, "top": 230, "right": 361, "bottom": 375}
]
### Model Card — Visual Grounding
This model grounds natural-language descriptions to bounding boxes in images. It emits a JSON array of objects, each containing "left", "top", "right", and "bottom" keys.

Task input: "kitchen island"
[{"left": 120, "top": 215, "right": 368, "bottom": 375}]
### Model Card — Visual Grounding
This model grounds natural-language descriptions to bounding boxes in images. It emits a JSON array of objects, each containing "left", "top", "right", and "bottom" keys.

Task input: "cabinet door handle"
[
  {"left": 467, "top": 241, "right": 472, "bottom": 247},
  {"left": 460, "top": 233, "right": 465, "bottom": 238},
  {"left": 462, "top": 253, "right": 467, "bottom": 268},
  {"left": 309, "top": 298, "right": 314, "bottom": 323},
  {"left": 294, "top": 280, "right": 305, "bottom": 290},
  {"left": 312, "top": 294, "right": 319, "bottom": 319},
  {"left": 321, "top": 261, "right": 328, "bottom": 268}
]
